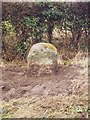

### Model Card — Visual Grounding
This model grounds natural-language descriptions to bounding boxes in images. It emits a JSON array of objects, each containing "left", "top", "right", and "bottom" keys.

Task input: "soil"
[
  {"left": 1, "top": 57, "right": 88, "bottom": 118},
  {"left": 2, "top": 63, "right": 87, "bottom": 102}
]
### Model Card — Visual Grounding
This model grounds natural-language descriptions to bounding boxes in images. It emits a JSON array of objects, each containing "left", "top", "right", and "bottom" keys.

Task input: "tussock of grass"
[{"left": 2, "top": 94, "right": 88, "bottom": 118}]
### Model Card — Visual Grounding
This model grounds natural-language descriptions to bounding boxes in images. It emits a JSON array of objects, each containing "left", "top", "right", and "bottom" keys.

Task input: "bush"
[{"left": 2, "top": 20, "right": 15, "bottom": 36}]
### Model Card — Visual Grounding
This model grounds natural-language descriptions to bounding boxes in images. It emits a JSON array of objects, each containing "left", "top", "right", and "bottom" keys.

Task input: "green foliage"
[
  {"left": 2, "top": 20, "right": 15, "bottom": 36},
  {"left": 2, "top": 2, "right": 89, "bottom": 61},
  {"left": 80, "top": 45, "right": 87, "bottom": 50},
  {"left": 22, "top": 17, "right": 44, "bottom": 42},
  {"left": 2, "top": 20, "right": 29, "bottom": 60},
  {"left": 42, "top": 9, "right": 63, "bottom": 21},
  {"left": 22, "top": 17, "right": 39, "bottom": 28},
  {"left": 15, "top": 39, "right": 30, "bottom": 58}
]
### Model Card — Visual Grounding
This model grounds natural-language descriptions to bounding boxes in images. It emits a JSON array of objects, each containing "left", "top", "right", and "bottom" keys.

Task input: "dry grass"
[
  {"left": 2, "top": 94, "right": 88, "bottom": 118},
  {"left": 1, "top": 50, "right": 88, "bottom": 118}
]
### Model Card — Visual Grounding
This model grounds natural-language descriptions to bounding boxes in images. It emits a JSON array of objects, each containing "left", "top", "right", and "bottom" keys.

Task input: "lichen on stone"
[
  {"left": 40, "top": 43, "right": 57, "bottom": 52},
  {"left": 27, "top": 43, "right": 58, "bottom": 75}
]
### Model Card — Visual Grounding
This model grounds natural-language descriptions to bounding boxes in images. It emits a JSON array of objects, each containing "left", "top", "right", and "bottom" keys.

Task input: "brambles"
[{"left": 2, "top": 2, "right": 89, "bottom": 61}]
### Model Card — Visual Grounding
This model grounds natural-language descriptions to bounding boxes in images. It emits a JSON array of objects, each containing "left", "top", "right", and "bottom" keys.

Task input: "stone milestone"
[{"left": 27, "top": 42, "right": 58, "bottom": 76}]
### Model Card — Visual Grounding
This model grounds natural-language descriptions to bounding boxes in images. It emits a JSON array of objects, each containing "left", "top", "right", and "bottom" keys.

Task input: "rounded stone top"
[
  {"left": 27, "top": 42, "right": 57, "bottom": 66},
  {"left": 30, "top": 42, "right": 57, "bottom": 53}
]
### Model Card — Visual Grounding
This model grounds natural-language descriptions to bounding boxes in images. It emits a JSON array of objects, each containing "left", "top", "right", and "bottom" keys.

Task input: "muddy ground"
[{"left": 1, "top": 57, "right": 88, "bottom": 118}]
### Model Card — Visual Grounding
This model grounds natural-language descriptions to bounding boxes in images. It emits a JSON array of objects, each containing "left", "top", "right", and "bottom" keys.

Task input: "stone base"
[{"left": 27, "top": 64, "right": 58, "bottom": 77}]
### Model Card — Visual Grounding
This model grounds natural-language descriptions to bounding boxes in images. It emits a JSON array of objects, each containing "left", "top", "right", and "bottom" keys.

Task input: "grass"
[
  {"left": 2, "top": 94, "right": 88, "bottom": 118},
  {"left": 1, "top": 51, "right": 88, "bottom": 118}
]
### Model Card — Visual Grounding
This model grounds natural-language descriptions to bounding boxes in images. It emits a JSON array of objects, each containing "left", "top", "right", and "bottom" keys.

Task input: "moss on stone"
[
  {"left": 27, "top": 42, "right": 58, "bottom": 66},
  {"left": 40, "top": 43, "right": 57, "bottom": 52}
]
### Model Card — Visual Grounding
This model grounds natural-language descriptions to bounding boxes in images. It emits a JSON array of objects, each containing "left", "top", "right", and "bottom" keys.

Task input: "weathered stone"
[{"left": 27, "top": 43, "right": 58, "bottom": 76}]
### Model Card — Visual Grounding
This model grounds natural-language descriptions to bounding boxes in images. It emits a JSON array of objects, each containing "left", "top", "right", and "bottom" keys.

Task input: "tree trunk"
[
  {"left": 47, "top": 21, "right": 54, "bottom": 43},
  {"left": 70, "top": 29, "right": 82, "bottom": 50},
  {"left": 74, "top": 29, "right": 82, "bottom": 49}
]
